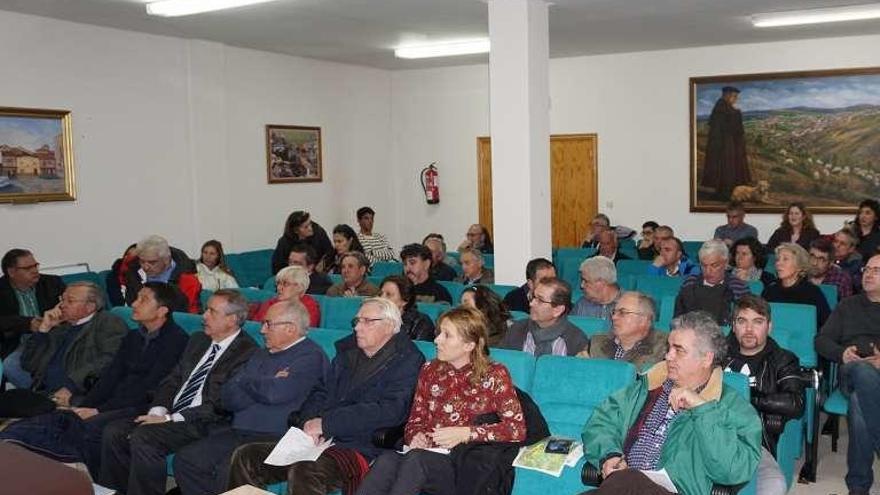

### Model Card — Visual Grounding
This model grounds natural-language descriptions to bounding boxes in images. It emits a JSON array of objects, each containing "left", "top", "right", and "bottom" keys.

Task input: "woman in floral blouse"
[{"left": 355, "top": 306, "right": 526, "bottom": 495}]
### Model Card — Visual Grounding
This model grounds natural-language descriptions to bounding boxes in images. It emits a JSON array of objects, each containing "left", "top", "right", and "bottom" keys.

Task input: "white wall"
[
  {"left": 391, "top": 34, "right": 880, "bottom": 249},
  {"left": 0, "top": 10, "right": 393, "bottom": 272}
]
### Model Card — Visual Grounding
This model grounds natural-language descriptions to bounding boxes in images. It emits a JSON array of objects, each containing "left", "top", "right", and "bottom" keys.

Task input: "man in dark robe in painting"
[{"left": 701, "top": 86, "right": 751, "bottom": 200}]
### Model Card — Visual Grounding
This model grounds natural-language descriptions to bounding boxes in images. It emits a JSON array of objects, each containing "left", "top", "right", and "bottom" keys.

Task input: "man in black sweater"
[
  {"left": 401, "top": 244, "right": 452, "bottom": 304},
  {"left": 725, "top": 295, "right": 804, "bottom": 495}
]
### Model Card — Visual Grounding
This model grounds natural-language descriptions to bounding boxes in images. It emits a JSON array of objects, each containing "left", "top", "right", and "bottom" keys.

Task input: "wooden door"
[{"left": 477, "top": 134, "right": 597, "bottom": 248}]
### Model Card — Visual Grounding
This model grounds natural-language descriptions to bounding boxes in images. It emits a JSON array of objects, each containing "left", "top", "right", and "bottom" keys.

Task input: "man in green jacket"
[{"left": 582, "top": 311, "right": 762, "bottom": 495}]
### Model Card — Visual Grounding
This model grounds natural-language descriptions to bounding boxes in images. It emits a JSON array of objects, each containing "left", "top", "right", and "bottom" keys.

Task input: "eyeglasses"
[
  {"left": 351, "top": 317, "right": 385, "bottom": 328},
  {"left": 528, "top": 293, "right": 555, "bottom": 306},
  {"left": 809, "top": 254, "right": 830, "bottom": 263},
  {"left": 862, "top": 266, "right": 880, "bottom": 275},
  {"left": 59, "top": 296, "right": 89, "bottom": 304},
  {"left": 14, "top": 262, "right": 39, "bottom": 271},
  {"left": 261, "top": 320, "right": 295, "bottom": 330},
  {"left": 612, "top": 308, "right": 646, "bottom": 317}
]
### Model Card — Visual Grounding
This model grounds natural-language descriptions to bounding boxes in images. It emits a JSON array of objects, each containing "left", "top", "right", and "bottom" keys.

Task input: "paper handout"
[
  {"left": 263, "top": 427, "right": 334, "bottom": 466},
  {"left": 639, "top": 468, "right": 678, "bottom": 493}
]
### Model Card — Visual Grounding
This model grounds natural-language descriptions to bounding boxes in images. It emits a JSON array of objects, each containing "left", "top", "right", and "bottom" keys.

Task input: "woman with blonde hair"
[
  {"left": 355, "top": 307, "right": 525, "bottom": 495},
  {"left": 250, "top": 265, "right": 320, "bottom": 327},
  {"left": 761, "top": 242, "right": 830, "bottom": 327}
]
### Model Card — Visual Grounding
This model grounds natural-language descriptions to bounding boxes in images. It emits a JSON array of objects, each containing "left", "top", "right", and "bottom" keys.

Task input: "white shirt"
[
  {"left": 196, "top": 262, "right": 240, "bottom": 291},
  {"left": 149, "top": 329, "right": 241, "bottom": 422}
]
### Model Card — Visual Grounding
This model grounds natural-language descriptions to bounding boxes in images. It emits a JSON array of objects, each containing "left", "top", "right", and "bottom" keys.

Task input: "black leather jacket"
[{"left": 725, "top": 335, "right": 805, "bottom": 456}]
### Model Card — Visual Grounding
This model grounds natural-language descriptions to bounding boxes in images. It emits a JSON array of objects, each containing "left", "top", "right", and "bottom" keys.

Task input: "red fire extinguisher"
[{"left": 420, "top": 162, "right": 440, "bottom": 204}]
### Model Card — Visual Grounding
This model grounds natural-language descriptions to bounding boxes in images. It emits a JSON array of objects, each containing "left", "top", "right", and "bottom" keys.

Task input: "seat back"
[
  {"left": 242, "top": 320, "right": 265, "bottom": 347},
  {"left": 171, "top": 311, "right": 205, "bottom": 334},
  {"left": 490, "top": 348, "right": 537, "bottom": 391},
  {"left": 723, "top": 370, "right": 751, "bottom": 400},
  {"left": 437, "top": 281, "right": 466, "bottom": 304},
  {"left": 558, "top": 257, "right": 586, "bottom": 290},
  {"left": 818, "top": 284, "right": 838, "bottom": 311},
  {"left": 532, "top": 357, "right": 636, "bottom": 438},
  {"left": 226, "top": 249, "right": 274, "bottom": 288},
  {"left": 60, "top": 271, "right": 105, "bottom": 292},
  {"left": 110, "top": 306, "right": 138, "bottom": 329},
  {"left": 747, "top": 280, "right": 764, "bottom": 295},
  {"left": 770, "top": 319, "right": 818, "bottom": 368},
  {"left": 413, "top": 340, "right": 437, "bottom": 360},
  {"left": 486, "top": 284, "right": 517, "bottom": 298},
  {"left": 416, "top": 302, "right": 450, "bottom": 323},
  {"left": 568, "top": 315, "right": 610, "bottom": 337},
  {"left": 307, "top": 328, "right": 349, "bottom": 359},
  {"left": 616, "top": 260, "right": 654, "bottom": 276},
  {"left": 510, "top": 310, "right": 529, "bottom": 321},
  {"left": 319, "top": 296, "right": 363, "bottom": 331},
  {"left": 371, "top": 261, "right": 403, "bottom": 278},
  {"left": 768, "top": 302, "right": 817, "bottom": 339},
  {"left": 635, "top": 276, "right": 683, "bottom": 315}
]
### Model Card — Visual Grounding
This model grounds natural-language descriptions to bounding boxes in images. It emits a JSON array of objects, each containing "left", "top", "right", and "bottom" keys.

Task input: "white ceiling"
[{"left": 1, "top": 0, "right": 879, "bottom": 70}]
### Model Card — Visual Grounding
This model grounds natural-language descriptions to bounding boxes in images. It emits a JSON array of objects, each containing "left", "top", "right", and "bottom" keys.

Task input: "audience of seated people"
[
  {"left": 227, "top": 297, "right": 425, "bottom": 495},
  {"left": 271, "top": 211, "right": 333, "bottom": 275},
  {"left": 0, "top": 282, "right": 189, "bottom": 478},
  {"left": 325, "top": 252, "right": 380, "bottom": 298},
  {"left": 572, "top": 256, "right": 621, "bottom": 319},
  {"left": 196, "top": 240, "right": 239, "bottom": 291},
  {"left": 674, "top": 239, "right": 749, "bottom": 325},
  {"left": 323, "top": 224, "right": 365, "bottom": 275},
  {"left": 100, "top": 289, "right": 258, "bottom": 495},
  {"left": 815, "top": 253, "right": 880, "bottom": 495},
  {"left": 724, "top": 295, "right": 805, "bottom": 495},
  {"left": 1, "top": 248, "right": 66, "bottom": 388},
  {"left": 173, "top": 300, "right": 329, "bottom": 495},
  {"left": 808, "top": 238, "right": 853, "bottom": 302},
  {"left": 379, "top": 275, "right": 435, "bottom": 341},
  {"left": 356, "top": 206, "right": 396, "bottom": 263},
  {"left": 766, "top": 202, "right": 820, "bottom": 251},
  {"left": 422, "top": 234, "right": 458, "bottom": 282},
  {"left": 458, "top": 223, "right": 494, "bottom": 254},
  {"left": 581, "top": 311, "right": 762, "bottom": 495},
  {"left": 0, "top": 281, "right": 128, "bottom": 416},
  {"left": 589, "top": 228, "right": 631, "bottom": 263},
  {"left": 400, "top": 243, "right": 453, "bottom": 304},
  {"left": 499, "top": 277, "right": 587, "bottom": 356},
  {"left": 502, "top": 257, "right": 556, "bottom": 313},
  {"left": 648, "top": 236, "right": 700, "bottom": 278},
  {"left": 455, "top": 247, "right": 494, "bottom": 285},
  {"left": 460, "top": 284, "right": 512, "bottom": 346},
  {"left": 730, "top": 236, "right": 776, "bottom": 286},
  {"left": 251, "top": 265, "right": 321, "bottom": 327},
  {"left": 851, "top": 199, "right": 880, "bottom": 260},
  {"left": 762, "top": 242, "right": 831, "bottom": 327},
  {"left": 577, "top": 291, "right": 667, "bottom": 371},
  {"left": 636, "top": 221, "right": 660, "bottom": 260},
  {"left": 287, "top": 243, "right": 333, "bottom": 295},
  {"left": 125, "top": 235, "right": 201, "bottom": 313},
  {"left": 355, "top": 306, "right": 526, "bottom": 495},
  {"left": 713, "top": 200, "right": 759, "bottom": 247}
]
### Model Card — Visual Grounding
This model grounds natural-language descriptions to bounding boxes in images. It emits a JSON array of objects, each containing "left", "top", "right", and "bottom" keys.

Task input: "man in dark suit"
[
  {"left": 1, "top": 248, "right": 65, "bottom": 387},
  {"left": 100, "top": 289, "right": 257, "bottom": 495},
  {"left": 588, "top": 229, "right": 632, "bottom": 264}
]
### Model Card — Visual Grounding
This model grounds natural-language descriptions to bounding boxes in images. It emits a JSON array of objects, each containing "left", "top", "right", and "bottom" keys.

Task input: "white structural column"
[{"left": 488, "top": 0, "right": 551, "bottom": 284}]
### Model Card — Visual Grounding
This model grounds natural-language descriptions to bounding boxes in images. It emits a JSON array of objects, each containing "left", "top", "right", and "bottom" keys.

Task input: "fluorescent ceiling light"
[
  {"left": 146, "top": 0, "right": 280, "bottom": 17},
  {"left": 752, "top": 3, "right": 880, "bottom": 27},
  {"left": 395, "top": 39, "right": 490, "bottom": 59}
]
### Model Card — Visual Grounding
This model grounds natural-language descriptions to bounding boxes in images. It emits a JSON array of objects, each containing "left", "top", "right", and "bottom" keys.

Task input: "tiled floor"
[{"left": 790, "top": 418, "right": 880, "bottom": 495}]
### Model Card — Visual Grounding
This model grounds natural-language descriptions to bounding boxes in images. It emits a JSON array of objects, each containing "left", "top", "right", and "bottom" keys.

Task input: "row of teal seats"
[{"left": 110, "top": 305, "right": 759, "bottom": 495}]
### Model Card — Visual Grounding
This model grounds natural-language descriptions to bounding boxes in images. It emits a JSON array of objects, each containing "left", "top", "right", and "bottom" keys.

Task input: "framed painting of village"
[
  {"left": 690, "top": 67, "right": 880, "bottom": 213},
  {"left": 266, "top": 124, "right": 322, "bottom": 183},
  {"left": 0, "top": 107, "right": 76, "bottom": 203}
]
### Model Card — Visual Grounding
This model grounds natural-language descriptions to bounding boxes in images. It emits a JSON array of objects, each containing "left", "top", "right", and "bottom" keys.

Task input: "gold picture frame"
[
  {"left": 266, "top": 124, "right": 322, "bottom": 183},
  {"left": 0, "top": 106, "right": 76, "bottom": 204}
]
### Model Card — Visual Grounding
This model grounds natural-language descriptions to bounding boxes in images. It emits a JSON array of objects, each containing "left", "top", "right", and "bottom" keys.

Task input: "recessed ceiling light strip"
[
  {"left": 752, "top": 3, "right": 880, "bottom": 27},
  {"left": 146, "top": 0, "right": 281, "bottom": 17}
]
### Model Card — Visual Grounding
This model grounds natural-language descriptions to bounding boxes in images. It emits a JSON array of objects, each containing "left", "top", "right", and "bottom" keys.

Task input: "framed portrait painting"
[
  {"left": 690, "top": 67, "right": 880, "bottom": 213},
  {"left": 266, "top": 124, "right": 322, "bottom": 183},
  {"left": 0, "top": 107, "right": 76, "bottom": 203}
]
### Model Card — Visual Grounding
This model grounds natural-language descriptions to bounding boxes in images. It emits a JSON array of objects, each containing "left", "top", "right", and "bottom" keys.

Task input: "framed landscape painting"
[
  {"left": 0, "top": 107, "right": 76, "bottom": 203},
  {"left": 266, "top": 124, "right": 322, "bottom": 183},
  {"left": 690, "top": 67, "right": 880, "bottom": 213}
]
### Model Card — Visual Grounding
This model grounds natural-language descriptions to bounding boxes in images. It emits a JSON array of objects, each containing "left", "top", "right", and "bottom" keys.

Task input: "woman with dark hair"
[
  {"left": 355, "top": 307, "right": 525, "bottom": 495},
  {"left": 852, "top": 199, "right": 880, "bottom": 259},
  {"left": 322, "top": 224, "right": 366, "bottom": 274},
  {"left": 460, "top": 285, "right": 511, "bottom": 346},
  {"left": 730, "top": 237, "right": 775, "bottom": 286},
  {"left": 379, "top": 275, "right": 434, "bottom": 341},
  {"left": 196, "top": 240, "right": 239, "bottom": 290},
  {"left": 766, "top": 202, "right": 820, "bottom": 251},
  {"left": 270, "top": 211, "right": 333, "bottom": 275}
]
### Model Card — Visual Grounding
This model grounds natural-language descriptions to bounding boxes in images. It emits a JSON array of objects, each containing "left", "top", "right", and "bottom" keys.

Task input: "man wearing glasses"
[
  {"left": 173, "top": 300, "right": 329, "bottom": 495},
  {"left": 808, "top": 238, "right": 853, "bottom": 302},
  {"left": 227, "top": 297, "right": 424, "bottom": 495},
  {"left": 713, "top": 201, "right": 758, "bottom": 247},
  {"left": 816, "top": 254, "right": 880, "bottom": 495},
  {"left": 0, "top": 248, "right": 66, "bottom": 386},
  {"left": 577, "top": 291, "right": 667, "bottom": 371},
  {"left": 499, "top": 277, "right": 588, "bottom": 356}
]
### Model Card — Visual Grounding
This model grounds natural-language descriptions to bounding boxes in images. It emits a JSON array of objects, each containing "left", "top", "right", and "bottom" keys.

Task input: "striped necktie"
[{"left": 172, "top": 343, "right": 220, "bottom": 413}]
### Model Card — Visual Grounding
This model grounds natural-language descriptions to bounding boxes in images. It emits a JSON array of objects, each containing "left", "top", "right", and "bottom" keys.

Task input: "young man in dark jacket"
[
  {"left": 227, "top": 297, "right": 425, "bottom": 495},
  {"left": 725, "top": 295, "right": 804, "bottom": 495}
]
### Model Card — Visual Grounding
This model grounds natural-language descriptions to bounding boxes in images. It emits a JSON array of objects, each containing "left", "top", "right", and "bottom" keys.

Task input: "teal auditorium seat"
[
  {"left": 486, "top": 284, "right": 516, "bottom": 298},
  {"left": 328, "top": 274, "right": 342, "bottom": 285},
  {"left": 316, "top": 295, "right": 363, "bottom": 331},
  {"left": 242, "top": 320, "right": 265, "bottom": 347},
  {"left": 514, "top": 358, "right": 636, "bottom": 495},
  {"left": 568, "top": 315, "right": 609, "bottom": 337},
  {"left": 553, "top": 247, "right": 596, "bottom": 266},
  {"left": 110, "top": 306, "right": 207, "bottom": 334},
  {"left": 768, "top": 303, "right": 816, "bottom": 337},
  {"left": 226, "top": 249, "right": 274, "bottom": 288},
  {"left": 510, "top": 310, "right": 529, "bottom": 320},
  {"left": 110, "top": 306, "right": 138, "bottom": 329},
  {"left": 490, "top": 348, "right": 536, "bottom": 391},
  {"left": 262, "top": 275, "right": 276, "bottom": 291},
  {"left": 306, "top": 328, "right": 349, "bottom": 358},
  {"left": 747, "top": 280, "right": 763, "bottom": 295},
  {"left": 616, "top": 260, "right": 653, "bottom": 276},
  {"left": 681, "top": 241, "right": 703, "bottom": 261},
  {"left": 61, "top": 271, "right": 105, "bottom": 293},
  {"left": 416, "top": 302, "right": 450, "bottom": 323},
  {"left": 634, "top": 276, "right": 683, "bottom": 316},
  {"left": 371, "top": 261, "right": 403, "bottom": 278},
  {"left": 366, "top": 276, "right": 384, "bottom": 287},
  {"left": 558, "top": 257, "right": 586, "bottom": 290},
  {"left": 818, "top": 284, "right": 838, "bottom": 310},
  {"left": 483, "top": 254, "right": 494, "bottom": 269},
  {"left": 722, "top": 371, "right": 759, "bottom": 495},
  {"left": 437, "top": 281, "right": 465, "bottom": 304},
  {"left": 199, "top": 288, "right": 276, "bottom": 311}
]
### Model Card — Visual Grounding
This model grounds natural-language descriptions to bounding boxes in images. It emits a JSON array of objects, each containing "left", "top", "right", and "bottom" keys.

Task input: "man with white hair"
[
  {"left": 124, "top": 235, "right": 201, "bottom": 313},
  {"left": 674, "top": 240, "right": 749, "bottom": 326},
  {"left": 227, "top": 297, "right": 425, "bottom": 495},
  {"left": 573, "top": 256, "right": 621, "bottom": 319},
  {"left": 578, "top": 291, "right": 667, "bottom": 371}
]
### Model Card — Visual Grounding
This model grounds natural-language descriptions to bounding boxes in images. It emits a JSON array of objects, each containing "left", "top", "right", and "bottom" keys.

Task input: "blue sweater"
[{"left": 221, "top": 338, "right": 329, "bottom": 435}]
